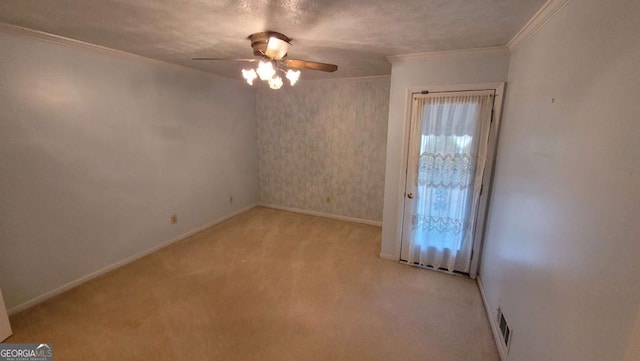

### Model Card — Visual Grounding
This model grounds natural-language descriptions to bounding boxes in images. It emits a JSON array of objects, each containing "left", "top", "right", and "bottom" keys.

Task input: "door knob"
[{"left": 407, "top": 193, "right": 414, "bottom": 199}]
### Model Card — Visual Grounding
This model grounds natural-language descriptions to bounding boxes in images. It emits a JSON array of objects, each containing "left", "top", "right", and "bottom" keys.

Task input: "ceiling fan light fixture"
[
  {"left": 242, "top": 68, "right": 257, "bottom": 85},
  {"left": 286, "top": 69, "right": 301, "bottom": 86},
  {"left": 256, "top": 61, "right": 276, "bottom": 81},
  {"left": 268, "top": 76, "right": 284, "bottom": 90},
  {"left": 265, "top": 36, "right": 290, "bottom": 59},
  {"left": 195, "top": 31, "right": 338, "bottom": 90}
]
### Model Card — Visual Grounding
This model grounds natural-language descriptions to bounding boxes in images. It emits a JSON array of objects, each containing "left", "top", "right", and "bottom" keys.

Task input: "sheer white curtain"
[{"left": 405, "top": 92, "right": 493, "bottom": 273}]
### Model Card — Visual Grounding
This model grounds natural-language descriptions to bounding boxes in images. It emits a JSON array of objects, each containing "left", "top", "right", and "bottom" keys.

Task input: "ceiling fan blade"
[
  {"left": 192, "top": 58, "right": 258, "bottom": 62},
  {"left": 283, "top": 59, "right": 338, "bottom": 72}
]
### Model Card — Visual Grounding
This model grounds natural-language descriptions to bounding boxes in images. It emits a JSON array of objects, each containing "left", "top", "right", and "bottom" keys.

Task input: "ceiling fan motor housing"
[{"left": 248, "top": 31, "right": 292, "bottom": 58}]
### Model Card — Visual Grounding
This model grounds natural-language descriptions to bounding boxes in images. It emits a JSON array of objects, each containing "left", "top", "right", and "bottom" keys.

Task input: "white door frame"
[
  {"left": 0, "top": 288, "right": 12, "bottom": 341},
  {"left": 396, "top": 82, "right": 505, "bottom": 278}
]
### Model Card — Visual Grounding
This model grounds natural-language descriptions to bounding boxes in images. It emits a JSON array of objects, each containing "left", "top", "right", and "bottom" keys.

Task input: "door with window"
[{"left": 400, "top": 89, "right": 497, "bottom": 274}]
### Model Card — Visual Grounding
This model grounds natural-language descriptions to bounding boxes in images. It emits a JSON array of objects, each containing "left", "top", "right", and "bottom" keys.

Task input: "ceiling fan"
[{"left": 193, "top": 31, "right": 338, "bottom": 89}]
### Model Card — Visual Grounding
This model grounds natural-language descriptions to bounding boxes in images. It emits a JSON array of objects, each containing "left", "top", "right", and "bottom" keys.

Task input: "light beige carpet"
[{"left": 7, "top": 207, "right": 499, "bottom": 360}]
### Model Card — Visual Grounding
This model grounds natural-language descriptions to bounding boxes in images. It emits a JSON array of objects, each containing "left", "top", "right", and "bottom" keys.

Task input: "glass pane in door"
[{"left": 401, "top": 91, "right": 494, "bottom": 273}]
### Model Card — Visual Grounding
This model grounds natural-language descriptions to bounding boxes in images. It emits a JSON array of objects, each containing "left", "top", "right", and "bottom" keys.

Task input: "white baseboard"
[
  {"left": 477, "top": 275, "right": 508, "bottom": 361},
  {"left": 259, "top": 203, "right": 382, "bottom": 227},
  {"left": 379, "top": 252, "right": 397, "bottom": 261},
  {"left": 8, "top": 204, "right": 257, "bottom": 315}
]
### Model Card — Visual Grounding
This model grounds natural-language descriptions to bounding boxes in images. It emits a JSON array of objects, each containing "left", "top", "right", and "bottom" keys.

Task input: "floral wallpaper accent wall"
[{"left": 256, "top": 76, "right": 390, "bottom": 222}]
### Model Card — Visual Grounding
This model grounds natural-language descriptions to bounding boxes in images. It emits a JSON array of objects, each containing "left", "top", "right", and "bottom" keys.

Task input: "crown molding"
[
  {"left": 305, "top": 74, "right": 391, "bottom": 82},
  {"left": 507, "top": 0, "right": 571, "bottom": 53},
  {"left": 0, "top": 21, "right": 137, "bottom": 60},
  {"left": 387, "top": 46, "right": 509, "bottom": 64},
  {"left": 0, "top": 21, "right": 243, "bottom": 83}
]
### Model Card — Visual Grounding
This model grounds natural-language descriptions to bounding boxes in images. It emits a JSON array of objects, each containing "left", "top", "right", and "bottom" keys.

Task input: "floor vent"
[{"left": 497, "top": 307, "right": 512, "bottom": 352}]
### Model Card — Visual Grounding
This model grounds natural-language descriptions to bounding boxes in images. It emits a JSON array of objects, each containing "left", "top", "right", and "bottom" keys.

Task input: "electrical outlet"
[
  {"left": 229, "top": 196, "right": 233, "bottom": 204},
  {"left": 170, "top": 214, "right": 178, "bottom": 225}
]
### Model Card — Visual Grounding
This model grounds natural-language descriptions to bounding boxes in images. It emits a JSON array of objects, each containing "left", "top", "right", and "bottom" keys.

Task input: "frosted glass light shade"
[
  {"left": 268, "top": 76, "right": 283, "bottom": 90},
  {"left": 256, "top": 61, "right": 276, "bottom": 81},
  {"left": 286, "top": 69, "right": 301, "bottom": 86},
  {"left": 265, "top": 37, "right": 290, "bottom": 59},
  {"left": 241, "top": 68, "right": 257, "bottom": 85},
  {"left": 241, "top": 62, "right": 300, "bottom": 89}
]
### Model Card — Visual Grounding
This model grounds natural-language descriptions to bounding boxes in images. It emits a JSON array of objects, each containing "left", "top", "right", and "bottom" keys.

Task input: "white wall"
[
  {"left": 256, "top": 77, "right": 390, "bottom": 222},
  {"left": 480, "top": 0, "right": 640, "bottom": 360},
  {"left": 381, "top": 48, "right": 511, "bottom": 259},
  {"left": 0, "top": 26, "right": 258, "bottom": 311}
]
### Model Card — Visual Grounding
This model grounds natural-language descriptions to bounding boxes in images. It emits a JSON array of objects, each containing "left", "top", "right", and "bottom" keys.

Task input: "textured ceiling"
[{"left": 0, "top": 0, "right": 545, "bottom": 80}]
